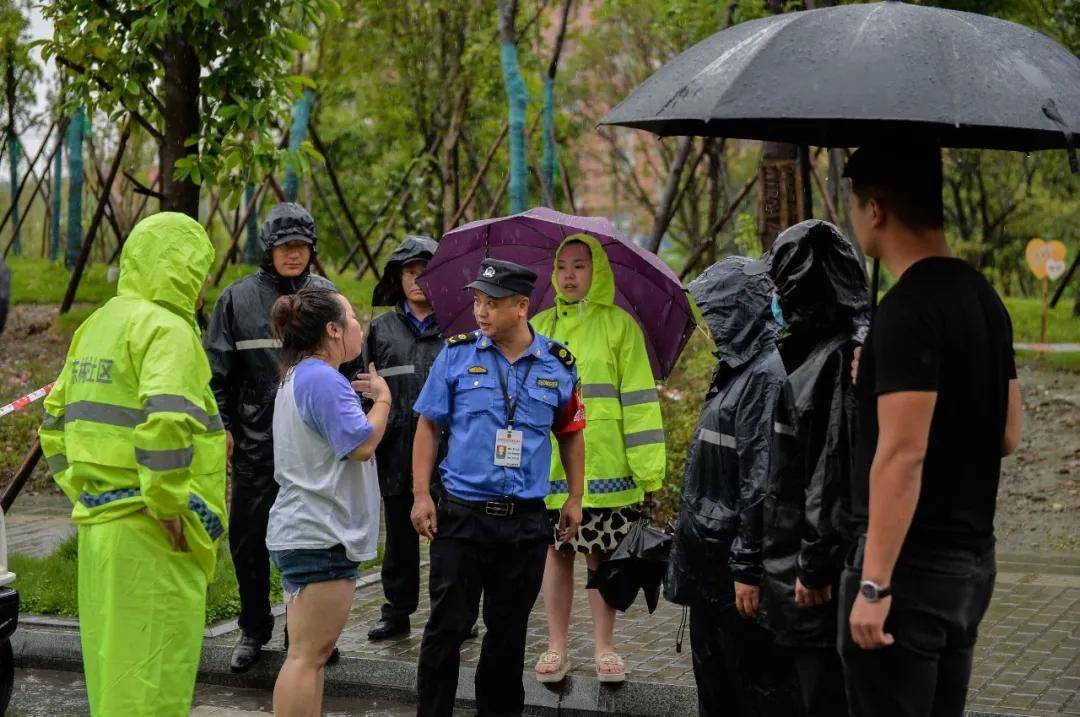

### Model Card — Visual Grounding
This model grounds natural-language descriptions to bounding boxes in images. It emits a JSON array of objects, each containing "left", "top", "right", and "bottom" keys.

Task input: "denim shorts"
[{"left": 270, "top": 544, "right": 359, "bottom": 599}]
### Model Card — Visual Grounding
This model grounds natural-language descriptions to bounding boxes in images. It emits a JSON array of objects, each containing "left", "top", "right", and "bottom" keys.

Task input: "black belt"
[{"left": 442, "top": 495, "right": 546, "bottom": 517}]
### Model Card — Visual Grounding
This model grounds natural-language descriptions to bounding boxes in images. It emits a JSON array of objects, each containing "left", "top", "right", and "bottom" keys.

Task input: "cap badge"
[{"left": 483, "top": 266, "right": 496, "bottom": 278}]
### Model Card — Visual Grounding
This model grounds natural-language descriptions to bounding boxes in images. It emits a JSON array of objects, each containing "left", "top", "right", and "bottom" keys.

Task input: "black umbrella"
[
  {"left": 587, "top": 519, "right": 672, "bottom": 614},
  {"left": 601, "top": 0, "right": 1080, "bottom": 165}
]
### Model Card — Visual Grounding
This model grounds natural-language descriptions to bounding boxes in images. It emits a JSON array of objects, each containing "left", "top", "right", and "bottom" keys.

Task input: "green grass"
[
  {"left": 1003, "top": 296, "right": 1079, "bottom": 345},
  {"left": 12, "top": 534, "right": 383, "bottom": 624}
]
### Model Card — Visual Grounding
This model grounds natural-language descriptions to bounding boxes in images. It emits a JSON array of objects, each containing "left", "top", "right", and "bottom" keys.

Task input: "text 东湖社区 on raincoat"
[{"left": 39, "top": 212, "right": 227, "bottom": 716}]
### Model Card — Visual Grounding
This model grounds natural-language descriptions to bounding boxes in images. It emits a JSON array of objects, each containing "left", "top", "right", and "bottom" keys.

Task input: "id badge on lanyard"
[
  {"left": 493, "top": 428, "right": 524, "bottom": 467},
  {"left": 493, "top": 357, "right": 534, "bottom": 468}
]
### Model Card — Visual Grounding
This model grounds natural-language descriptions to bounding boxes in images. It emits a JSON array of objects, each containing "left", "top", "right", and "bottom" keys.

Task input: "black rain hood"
[
  {"left": 259, "top": 202, "right": 319, "bottom": 286},
  {"left": 371, "top": 235, "right": 439, "bottom": 307},
  {"left": 688, "top": 255, "right": 779, "bottom": 370},
  {"left": 666, "top": 257, "right": 787, "bottom": 608},
  {"left": 766, "top": 220, "right": 870, "bottom": 343}
]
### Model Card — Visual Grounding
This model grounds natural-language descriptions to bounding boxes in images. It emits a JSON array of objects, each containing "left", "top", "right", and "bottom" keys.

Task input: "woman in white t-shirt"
[{"left": 265, "top": 287, "right": 390, "bottom": 716}]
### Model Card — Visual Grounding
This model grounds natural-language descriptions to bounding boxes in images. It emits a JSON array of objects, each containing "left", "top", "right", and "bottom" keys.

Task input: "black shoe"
[
  {"left": 367, "top": 616, "right": 410, "bottom": 641},
  {"left": 466, "top": 622, "right": 479, "bottom": 639},
  {"left": 230, "top": 634, "right": 265, "bottom": 673}
]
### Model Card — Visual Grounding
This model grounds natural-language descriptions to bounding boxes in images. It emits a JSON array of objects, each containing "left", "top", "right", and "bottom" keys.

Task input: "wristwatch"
[{"left": 859, "top": 580, "right": 892, "bottom": 602}]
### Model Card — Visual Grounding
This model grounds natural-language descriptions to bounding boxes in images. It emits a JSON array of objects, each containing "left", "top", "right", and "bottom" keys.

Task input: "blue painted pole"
[
  {"left": 283, "top": 89, "right": 314, "bottom": 203},
  {"left": 64, "top": 108, "right": 85, "bottom": 269},
  {"left": 500, "top": 42, "right": 528, "bottom": 214}
]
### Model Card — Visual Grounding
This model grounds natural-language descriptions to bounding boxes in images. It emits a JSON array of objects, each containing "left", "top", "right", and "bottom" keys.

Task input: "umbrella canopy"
[
  {"left": 586, "top": 519, "right": 672, "bottom": 614},
  {"left": 601, "top": 0, "right": 1080, "bottom": 157},
  {"left": 417, "top": 207, "right": 696, "bottom": 380}
]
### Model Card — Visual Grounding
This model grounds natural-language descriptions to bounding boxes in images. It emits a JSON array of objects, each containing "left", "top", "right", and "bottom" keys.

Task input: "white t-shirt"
[{"left": 266, "top": 358, "right": 380, "bottom": 562}]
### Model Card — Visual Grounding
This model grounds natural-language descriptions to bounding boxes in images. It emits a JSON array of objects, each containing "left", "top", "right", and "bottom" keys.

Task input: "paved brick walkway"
[
  {"left": 10, "top": 500, "right": 1078, "bottom": 714},
  {"left": 204, "top": 547, "right": 1080, "bottom": 715}
]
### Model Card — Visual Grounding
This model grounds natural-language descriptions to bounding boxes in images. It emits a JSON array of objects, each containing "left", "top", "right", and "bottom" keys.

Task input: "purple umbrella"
[{"left": 417, "top": 207, "right": 695, "bottom": 380}]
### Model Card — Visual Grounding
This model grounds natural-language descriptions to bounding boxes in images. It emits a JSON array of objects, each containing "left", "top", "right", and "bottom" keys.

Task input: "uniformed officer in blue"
[{"left": 411, "top": 257, "right": 586, "bottom": 717}]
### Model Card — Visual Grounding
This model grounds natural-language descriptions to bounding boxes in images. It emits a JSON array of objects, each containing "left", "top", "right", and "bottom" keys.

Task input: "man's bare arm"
[
  {"left": 411, "top": 416, "right": 440, "bottom": 539},
  {"left": 850, "top": 390, "right": 936, "bottom": 650},
  {"left": 1002, "top": 379, "right": 1022, "bottom": 457},
  {"left": 862, "top": 391, "right": 936, "bottom": 586}
]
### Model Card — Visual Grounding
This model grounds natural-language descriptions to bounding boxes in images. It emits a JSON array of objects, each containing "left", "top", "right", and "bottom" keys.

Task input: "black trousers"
[
  {"left": 690, "top": 602, "right": 801, "bottom": 717},
  {"left": 416, "top": 499, "right": 550, "bottom": 717},
  {"left": 381, "top": 494, "right": 421, "bottom": 621},
  {"left": 839, "top": 536, "right": 996, "bottom": 717},
  {"left": 228, "top": 465, "right": 279, "bottom": 642},
  {"left": 792, "top": 647, "right": 848, "bottom": 717}
]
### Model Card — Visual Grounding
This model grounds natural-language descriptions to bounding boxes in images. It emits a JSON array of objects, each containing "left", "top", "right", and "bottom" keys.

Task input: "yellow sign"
[{"left": 1025, "top": 238, "right": 1067, "bottom": 280}]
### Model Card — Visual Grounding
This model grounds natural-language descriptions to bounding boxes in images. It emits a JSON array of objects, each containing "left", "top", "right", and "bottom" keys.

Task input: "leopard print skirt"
[{"left": 551, "top": 506, "right": 640, "bottom": 555}]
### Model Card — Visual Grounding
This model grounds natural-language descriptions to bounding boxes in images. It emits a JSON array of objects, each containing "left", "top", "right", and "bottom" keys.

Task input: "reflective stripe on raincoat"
[
  {"left": 39, "top": 212, "right": 227, "bottom": 580},
  {"left": 533, "top": 233, "right": 665, "bottom": 510}
]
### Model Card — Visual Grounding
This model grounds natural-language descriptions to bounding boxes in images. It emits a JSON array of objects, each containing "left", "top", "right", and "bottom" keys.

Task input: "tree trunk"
[
  {"left": 50, "top": 128, "right": 63, "bottom": 260},
  {"left": 757, "top": 141, "right": 801, "bottom": 251},
  {"left": 65, "top": 108, "right": 85, "bottom": 268},
  {"left": 440, "top": 83, "right": 468, "bottom": 232},
  {"left": 647, "top": 136, "right": 693, "bottom": 253},
  {"left": 6, "top": 49, "right": 18, "bottom": 255},
  {"left": 284, "top": 88, "right": 315, "bottom": 203},
  {"left": 497, "top": 0, "right": 528, "bottom": 215},
  {"left": 159, "top": 37, "right": 200, "bottom": 218}
]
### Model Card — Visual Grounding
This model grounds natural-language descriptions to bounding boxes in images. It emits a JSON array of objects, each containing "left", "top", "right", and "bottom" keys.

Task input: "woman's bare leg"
[
  {"left": 272, "top": 579, "right": 354, "bottom": 716},
  {"left": 585, "top": 552, "right": 617, "bottom": 659}
]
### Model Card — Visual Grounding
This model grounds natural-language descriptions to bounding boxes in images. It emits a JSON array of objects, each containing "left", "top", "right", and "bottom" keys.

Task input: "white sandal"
[
  {"left": 596, "top": 651, "right": 627, "bottom": 683},
  {"left": 535, "top": 650, "right": 571, "bottom": 683}
]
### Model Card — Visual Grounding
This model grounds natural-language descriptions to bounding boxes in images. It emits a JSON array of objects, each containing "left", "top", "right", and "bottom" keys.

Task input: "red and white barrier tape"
[{"left": 0, "top": 383, "right": 54, "bottom": 420}]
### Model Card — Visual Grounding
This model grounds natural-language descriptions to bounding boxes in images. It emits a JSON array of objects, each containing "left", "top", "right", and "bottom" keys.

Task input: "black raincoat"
[
  {"left": 359, "top": 235, "right": 446, "bottom": 497},
  {"left": 665, "top": 256, "right": 786, "bottom": 607},
  {"left": 760, "top": 220, "right": 870, "bottom": 648},
  {"left": 204, "top": 203, "right": 334, "bottom": 475}
]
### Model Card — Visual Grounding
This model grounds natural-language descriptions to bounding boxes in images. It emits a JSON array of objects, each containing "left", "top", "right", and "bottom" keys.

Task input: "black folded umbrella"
[{"left": 587, "top": 519, "right": 672, "bottom": 614}]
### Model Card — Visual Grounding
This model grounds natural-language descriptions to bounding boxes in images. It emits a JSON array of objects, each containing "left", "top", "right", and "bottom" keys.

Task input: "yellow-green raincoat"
[
  {"left": 39, "top": 212, "right": 227, "bottom": 717},
  {"left": 533, "top": 233, "right": 665, "bottom": 509}
]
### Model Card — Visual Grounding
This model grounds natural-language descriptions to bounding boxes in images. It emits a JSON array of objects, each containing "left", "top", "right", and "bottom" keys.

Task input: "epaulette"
[
  {"left": 547, "top": 341, "right": 576, "bottom": 368},
  {"left": 447, "top": 330, "right": 481, "bottom": 347}
]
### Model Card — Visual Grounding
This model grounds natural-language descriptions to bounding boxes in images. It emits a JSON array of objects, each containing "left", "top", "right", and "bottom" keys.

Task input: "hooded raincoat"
[
  {"left": 760, "top": 220, "right": 870, "bottom": 648},
  {"left": 362, "top": 235, "right": 446, "bottom": 497},
  {"left": 204, "top": 203, "right": 334, "bottom": 473},
  {"left": 203, "top": 202, "right": 334, "bottom": 641},
  {"left": 664, "top": 257, "right": 785, "bottom": 606},
  {"left": 533, "top": 234, "right": 665, "bottom": 510},
  {"left": 40, "top": 212, "right": 227, "bottom": 717}
]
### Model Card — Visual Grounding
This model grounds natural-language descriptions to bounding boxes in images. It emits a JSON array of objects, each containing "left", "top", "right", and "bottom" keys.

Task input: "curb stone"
[{"left": 11, "top": 624, "right": 1038, "bottom": 717}]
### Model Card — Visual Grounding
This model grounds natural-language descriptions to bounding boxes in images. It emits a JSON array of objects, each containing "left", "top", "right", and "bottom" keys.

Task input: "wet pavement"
[
  {"left": 8, "top": 497, "right": 1080, "bottom": 714},
  {"left": 5, "top": 493, "right": 75, "bottom": 558},
  {"left": 8, "top": 667, "right": 453, "bottom": 716}
]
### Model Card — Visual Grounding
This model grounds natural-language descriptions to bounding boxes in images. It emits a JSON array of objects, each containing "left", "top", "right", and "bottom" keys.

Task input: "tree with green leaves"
[{"left": 41, "top": 0, "right": 339, "bottom": 218}]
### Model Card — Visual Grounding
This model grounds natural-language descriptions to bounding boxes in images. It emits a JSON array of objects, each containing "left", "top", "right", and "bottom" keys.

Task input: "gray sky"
[{"left": 23, "top": 4, "right": 55, "bottom": 152}]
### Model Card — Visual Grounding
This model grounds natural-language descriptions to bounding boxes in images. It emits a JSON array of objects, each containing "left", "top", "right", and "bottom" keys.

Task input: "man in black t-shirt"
[{"left": 839, "top": 146, "right": 1024, "bottom": 717}]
